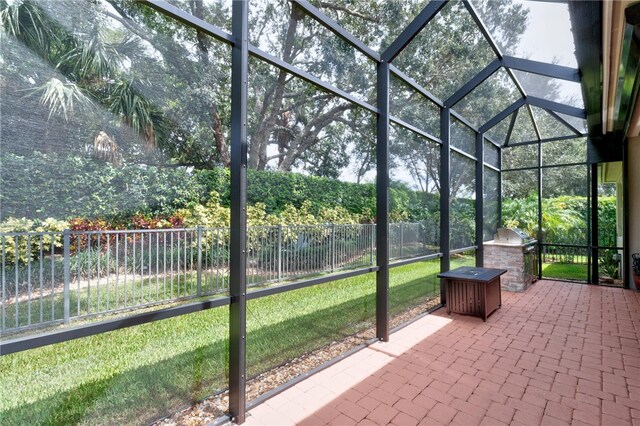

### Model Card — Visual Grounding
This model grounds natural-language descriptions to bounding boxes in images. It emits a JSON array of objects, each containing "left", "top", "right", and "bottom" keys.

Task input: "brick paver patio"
[{"left": 245, "top": 280, "right": 640, "bottom": 425}]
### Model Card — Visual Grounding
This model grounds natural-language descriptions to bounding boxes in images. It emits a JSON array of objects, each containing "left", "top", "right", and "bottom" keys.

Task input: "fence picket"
[{"left": 1, "top": 222, "right": 432, "bottom": 333}]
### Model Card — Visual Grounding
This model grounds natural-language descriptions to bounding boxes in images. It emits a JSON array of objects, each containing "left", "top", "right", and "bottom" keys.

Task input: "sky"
[{"left": 512, "top": 0, "right": 583, "bottom": 104}]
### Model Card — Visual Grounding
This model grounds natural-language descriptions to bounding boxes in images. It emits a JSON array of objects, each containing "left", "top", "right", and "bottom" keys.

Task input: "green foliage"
[
  {"left": 598, "top": 250, "right": 619, "bottom": 280},
  {"left": 0, "top": 217, "right": 68, "bottom": 264},
  {"left": 2, "top": 152, "right": 444, "bottom": 224},
  {"left": 179, "top": 195, "right": 363, "bottom": 229},
  {"left": 503, "top": 196, "right": 617, "bottom": 247},
  {"left": 245, "top": 169, "right": 377, "bottom": 221},
  {"left": 0, "top": 152, "right": 201, "bottom": 220}
]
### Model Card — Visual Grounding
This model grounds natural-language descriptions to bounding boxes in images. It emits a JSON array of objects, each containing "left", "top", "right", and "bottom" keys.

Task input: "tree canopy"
[{"left": 0, "top": 0, "right": 587, "bottom": 222}]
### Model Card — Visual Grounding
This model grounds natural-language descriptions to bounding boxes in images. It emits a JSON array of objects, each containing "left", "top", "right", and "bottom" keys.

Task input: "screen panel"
[
  {"left": 394, "top": 1, "right": 496, "bottom": 101},
  {"left": 1, "top": 307, "right": 230, "bottom": 424},
  {"left": 390, "top": 75, "right": 441, "bottom": 138},
  {"left": 451, "top": 118, "right": 476, "bottom": 156},
  {"left": 484, "top": 168, "right": 500, "bottom": 241},
  {"left": 249, "top": 0, "right": 375, "bottom": 101},
  {"left": 246, "top": 57, "right": 376, "bottom": 290},
  {"left": 1, "top": 0, "right": 232, "bottom": 336},
  {"left": 389, "top": 124, "right": 441, "bottom": 261},
  {"left": 450, "top": 153, "right": 476, "bottom": 250}
]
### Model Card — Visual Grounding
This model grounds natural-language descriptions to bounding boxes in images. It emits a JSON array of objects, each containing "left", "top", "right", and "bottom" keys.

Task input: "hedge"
[{"left": 0, "top": 153, "right": 439, "bottom": 223}]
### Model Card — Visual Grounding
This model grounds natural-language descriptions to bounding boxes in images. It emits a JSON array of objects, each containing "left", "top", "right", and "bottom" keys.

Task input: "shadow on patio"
[{"left": 245, "top": 280, "right": 640, "bottom": 426}]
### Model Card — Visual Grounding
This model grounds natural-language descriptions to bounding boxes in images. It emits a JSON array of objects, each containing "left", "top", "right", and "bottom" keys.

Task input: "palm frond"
[
  {"left": 0, "top": 0, "right": 53, "bottom": 57},
  {"left": 58, "top": 33, "right": 138, "bottom": 80},
  {"left": 108, "top": 79, "right": 168, "bottom": 149},
  {"left": 31, "top": 77, "right": 95, "bottom": 122}
]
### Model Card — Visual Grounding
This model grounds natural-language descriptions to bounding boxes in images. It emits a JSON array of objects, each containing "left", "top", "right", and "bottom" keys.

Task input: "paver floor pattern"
[{"left": 245, "top": 280, "right": 640, "bottom": 426}]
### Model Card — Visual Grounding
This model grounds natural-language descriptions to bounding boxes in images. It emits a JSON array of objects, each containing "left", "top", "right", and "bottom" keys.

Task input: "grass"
[
  {"left": 542, "top": 262, "right": 588, "bottom": 281},
  {"left": 4, "top": 255, "right": 370, "bottom": 331},
  {"left": 0, "top": 256, "right": 470, "bottom": 426},
  {"left": 2, "top": 268, "right": 223, "bottom": 331}
]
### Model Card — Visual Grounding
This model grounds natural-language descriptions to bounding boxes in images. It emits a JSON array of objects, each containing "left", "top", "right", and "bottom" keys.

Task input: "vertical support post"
[
  {"left": 277, "top": 225, "right": 282, "bottom": 281},
  {"left": 229, "top": 1, "right": 248, "bottom": 423},
  {"left": 497, "top": 147, "right": 502, "bottom": 227},
  {"left": 440, "top": 107, "right": 451, "bottom": 305},
  {"left": 399, "top": 222, "right": 404, "bottom": 259},
  {"left": 475, "top": 132, "right": 484, "bottom": 267},
  {"left": 331, "top": 224, "right": 336, "bottom": 272},
  {"left": 586, "top": 165, "right": 592, "bottom": 283},
  {"left": 622, "top": 137, "right": 630, "bottom": 289},
  {"left": 537, "top": 140, "right": 543, "bottom": 279},
  {"left": 370, "top": 224, "right": 375, "bottom": 266},
  {"left": 197, "top": 225, "right": 203, "bottom": 296},
  {"left": 591, "top": 162, "right": 599, "bottom": 284},
  {"left": 376, "top": 60, "right": 390, "bottom": 342},
  {"left": 63, "top": 229, "right": 70, "bottom": 324}
]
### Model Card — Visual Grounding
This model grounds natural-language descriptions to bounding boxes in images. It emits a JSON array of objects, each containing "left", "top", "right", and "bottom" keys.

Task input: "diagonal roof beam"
[
  {"left": 526, "top": 96, "right": 586, "bottom": 118},
  {"left": 444, "top": 58, "right": 502, "bottom": 107},
  {"left": 462, "top": 0, "right": 504, "bottom": 59},
  {"left": 504, "top": 109, "right": 518, "bottom": 147},
  {"left": 545, "top": 109, "right": 584, "bottom": 135},
  {"left": 526, "top": 105, "right": 543, "bottom": 141},
  {"left": 293, "top": 0, "right": 380, "bottom": 62},
  {"left": 462, "top": 0, "right": 526, "bottom": 98},
  {"left": 480, "top": 98, "right": 526, "bottom": 133},
  {"left": 502, "top": 56, "right": 581, "bottom": 82},
  {"left": 389, "top": 64, "right": 444, "bottom": 107},
  {"left": 381, "top": 0, "right": 448, "bottom": 63},
  {"left": 462, "top": 0, "right": 547, "bottom": 139},
  {"left": 145, "top": 0, "right": 234, "bottom": 44}
]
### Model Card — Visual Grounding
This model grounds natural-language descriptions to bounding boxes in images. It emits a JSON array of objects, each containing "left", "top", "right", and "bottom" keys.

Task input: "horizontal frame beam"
[
  {"left": 389, "top": 64, "right": 444, "bottom": 107},
  {"left": 450, "top": 145, "right": 478, "bottom": 162},
  {"left": 450, "top": 109, "right": 479, "bottom": 133},
  {"left": 484, "top": 134, "right": 502, "bottom": 149},
  {"left": 450, "top": 245, "right": 478, "bottom": 255},
  {"left": 507, "top": 134, "right": 587, "bottom": 147},
  {"left": 389, "top": 253, "right": 443, "bottom": 269},
  {"left": 382, "top": 0, "right": 448, "bottom": 63},
  {"left": 484, "top": 163, "right": 500, "bottom": 172},
  {"left": 246, "top": 267, "right": 379, "bottom": 300},
  {"left": 502, "top": 56, "right": 581, "bottom": 82},
  {"left": 502, "top": 161, "right": 589, "bottom": 172},
  {"left": 389, "top": 116, "right": 442, "bottom": 144}
]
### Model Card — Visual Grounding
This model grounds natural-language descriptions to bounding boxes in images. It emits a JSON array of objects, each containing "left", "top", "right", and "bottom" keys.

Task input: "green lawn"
[
  {"left": 0, "top": 256, "right": 462, "bottom": 426},
  {"left": 542, "top": 262, "right": 588, "bottom": 281}
]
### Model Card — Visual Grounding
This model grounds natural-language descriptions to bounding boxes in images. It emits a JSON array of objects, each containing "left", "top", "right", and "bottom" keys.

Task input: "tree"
[
  {"left": 0, "top": 0, "right": 231, "bottom": 167},
  {"left": 1, "top": 0, "right": 534, "bottom": 178}
]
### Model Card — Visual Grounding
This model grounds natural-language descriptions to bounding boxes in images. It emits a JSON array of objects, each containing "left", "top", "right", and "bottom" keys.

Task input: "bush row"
[{"left": 0, "top": 153, "right": 439, "bottom": 222}]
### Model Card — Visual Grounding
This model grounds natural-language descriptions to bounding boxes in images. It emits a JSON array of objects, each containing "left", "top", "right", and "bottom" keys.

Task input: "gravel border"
[{"left": 154, "top": 297, "right": 441, "bottom": 426}]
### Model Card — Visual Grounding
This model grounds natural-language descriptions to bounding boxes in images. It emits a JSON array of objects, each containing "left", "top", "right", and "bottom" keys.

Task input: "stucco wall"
[{"left": 629, "top": 136, "right": 640, "bottom": 289}]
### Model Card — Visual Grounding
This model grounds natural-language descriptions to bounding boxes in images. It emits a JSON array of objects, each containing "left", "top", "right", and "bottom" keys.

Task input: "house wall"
[{"left": 629, "top": 136, "right": 640, "bottom": 289}]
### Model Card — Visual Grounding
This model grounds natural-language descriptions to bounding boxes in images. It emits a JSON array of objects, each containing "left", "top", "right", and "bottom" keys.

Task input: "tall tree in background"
[{"left": 1, "top": 0, "right": 585, "bottom": 203}]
